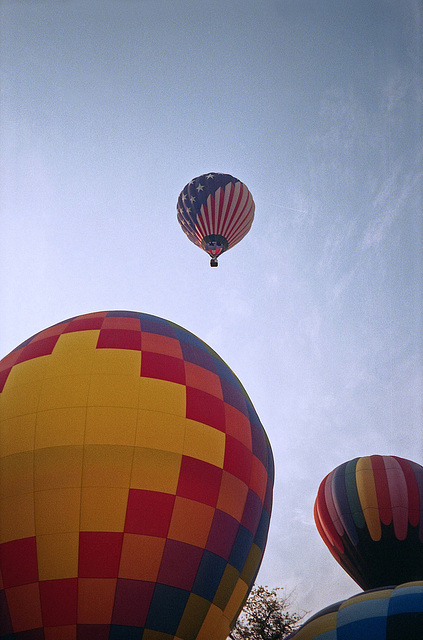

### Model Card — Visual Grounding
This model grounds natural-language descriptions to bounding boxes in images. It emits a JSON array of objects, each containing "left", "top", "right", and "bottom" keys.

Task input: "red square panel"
[
  {"left": 186, "top": 387, "right": 226, "bottom": 432},
  {"left": 124, "top": 489, "right": 175, "bottom": 536},
  {"left": 0, "top": 349, "right": 21, "bottom": 373},
  {"left": 206, "top": 510, "right": 239, "bottom": 560},
  {"left": 96, "top": 329, "right": 141, "bottom": 351},
  {"left": 157, "top": 539, "right": 203, "bottom": 590},
  {"left": 77, "top": 625, "right": 110, "bottom": 640},
  {"left": 176, "top": 456, "right": 222, "bottom": 507},
  {"left": 63, "top": 316, "right": 106, "bottom": 332},
  {"left": 15, "top": 336, "right": 60, "bottom": 365},
  {"left": 0, "top": 367, "right": 12, "bottom": 392},
  {"left": 79, "top": 532, "right": 123, "bottom": 578},
  {"left": 141, "top": 351, "right": 185, "bottom": 384},
  {"left": 112, "top": 579, "right": 155, "bottom": 627},
  {"left": 39, "top": 578, "right": 77, "bottom": 626},
  {"left": 223, "top": 435, "right": 253, "bottom": 485},
  {"left": 240, "top": 489, "right": 263, "bottom": 536},
  {"left": 0, "top": 538, "right": 38, "bottom": 588}
]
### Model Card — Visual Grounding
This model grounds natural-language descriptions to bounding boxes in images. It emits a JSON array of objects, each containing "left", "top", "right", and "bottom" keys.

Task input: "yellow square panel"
[
  {"left": 82, "top": 444, "right": 133, "bottom": 488},
  {"left": 80, "top": 487, "right": 128, "bottom": 531},
  {"left": 87, "top": 374, "right": 139, "bottom": 409},
  {"left": 131, "top": 448, "right": 181, "bottom": 493},
  {"left": 34, "top": 487, "right": 81, "bottom": 535},
  {"left": 50, "top": 330, "right": 99, "bottom": 366},
  {"left": 183, "top": 420, "right": 225, "bottom": 468},
  {"left": 34, "top": 445, "right": 83, "bottom": 491},
  {"left": 293, "top": 613, "right": 337, "bottom": 638},
  {"left": 0, "top": 413, "right": 36, "bottom": 457},
  {"left": 0, "top": 493, "right": 35, "bottom": 543},
  {"left": 0, "top": 379, "right": 43, "bottom": 420},
  {"left": 35, "top": 407, "right": 87, "bottom": 448},
  {"left": 92, "top": 348, "right": 141, "bottom": 376},
  {"left": 213, "top": 564, "right": 239, "bottom": 611},
  {"left": 5, "top": 356, "right": 48, "bottom": 388},
  {"left": 176, "top": 593, "right": 210, "bottom": 640},
  {"left": 240, "top": 543, "right": 263, "bottom": 585},
  {"left": 37, "top": 531, "right": 79, "bottom": 580},
  {"left": 136, "top": 410, "right": 186, "bottom": 453},
  {"left": 0, "top": 451, "right": 33, "bottom": 497},
  {"left": 84, "top": 406, "right": 137, "bottom": 446},
  {"left": 38, "top": 375, "right": 91, "bottom": 412},
  {"left": 223, "top": 577, "right": 248, "bottom": 621},
  {"left": 142, "top": 632, "right": 174, "bottom": 640},
  {"left": 196, "top": 604, "right": 230, "bottom": 640},
  {"left": 138, "top": 378, "right": 186, "bottom": 417}
]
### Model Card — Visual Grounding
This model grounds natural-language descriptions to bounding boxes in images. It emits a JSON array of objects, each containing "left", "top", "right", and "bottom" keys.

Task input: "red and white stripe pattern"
[{"left": 177, "top": 173, "right": 255, "bottom": 254}]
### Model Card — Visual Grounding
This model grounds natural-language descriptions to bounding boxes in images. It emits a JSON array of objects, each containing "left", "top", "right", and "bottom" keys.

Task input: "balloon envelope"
[
  {"left": 177, "top": 172, "right": 255, "bottom": 266},
  {"left": 314, "top": 455, "right": 423, "bottom": 590},
  {"left": 287, "top": 582, "right": 423, "bottom": 639},
  {"left": 0, "top": 311, "right": 273, "bottom": 640}
]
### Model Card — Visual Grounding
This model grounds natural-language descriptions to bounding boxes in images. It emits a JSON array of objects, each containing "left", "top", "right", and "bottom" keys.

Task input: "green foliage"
[{"left": 229, "top": 585, "right": 306, "bottom": 640}]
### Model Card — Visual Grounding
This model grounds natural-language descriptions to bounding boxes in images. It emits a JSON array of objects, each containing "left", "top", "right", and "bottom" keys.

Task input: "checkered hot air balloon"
[
  {"left": 0, "top": 311, "right": 273, "bottom": 640},
  {"left": 177, "top": 173, "right": 255, "bottom": 267}
]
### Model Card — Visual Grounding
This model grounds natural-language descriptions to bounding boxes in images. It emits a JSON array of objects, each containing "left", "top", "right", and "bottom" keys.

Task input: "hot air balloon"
[
  {"left": 314, "top": 455, "right": 423, "bottom": 590},
  {"left": 177, "top": 173, "right": 255, "bottom": 266},
  {"left": 286, "top": 582, "right": 423, "bottom": 640},
  {"left": 0, "top": 311, "right": 273, "bottom": 640}
]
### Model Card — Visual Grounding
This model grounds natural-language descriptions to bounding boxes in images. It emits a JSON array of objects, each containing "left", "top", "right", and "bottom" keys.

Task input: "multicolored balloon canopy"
[
  {"left": 177, "top": 172, "right": 255, "bottom": 266},
  {"left": 0, "top": 311, "right": 274, "bottom": 640},
  {"left": 286, "top": 582, "right": 423, "bottom": 640},
  {"left": 314, "top": 455, "right": 423, "bottom": 590}
]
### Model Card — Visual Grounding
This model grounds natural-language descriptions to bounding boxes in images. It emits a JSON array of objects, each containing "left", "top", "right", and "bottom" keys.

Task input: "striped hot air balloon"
[
  {"left": 314, "top": 455, "right": 423, "bottom": 590},
  {"left": 177, "top": 173, "right": 255, "bottom": 266}
]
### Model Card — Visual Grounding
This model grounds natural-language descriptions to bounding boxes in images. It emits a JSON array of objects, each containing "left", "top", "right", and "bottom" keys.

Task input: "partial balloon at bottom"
[
  {"left": 0, "top": 310, "right": 274, "bottom": 640},
  {"left": 287, "top": 582, "right": 423, "bottom": 639}
]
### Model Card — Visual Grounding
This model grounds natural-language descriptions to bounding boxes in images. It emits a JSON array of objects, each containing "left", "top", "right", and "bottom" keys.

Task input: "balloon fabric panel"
[
  {"left": 0, "top": 311, "right": 274, "bottom": 640},
  {"left": 314, "top": 456, "right": 423, "bottom": 590},
  {"left": 287, "top": 582, "right": 423, "bottom": 639}
]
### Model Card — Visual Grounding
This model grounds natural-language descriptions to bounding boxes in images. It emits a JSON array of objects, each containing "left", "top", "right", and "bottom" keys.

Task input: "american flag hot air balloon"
[{"left": 177, "top": 173, "right": 255, "bottom": 266}]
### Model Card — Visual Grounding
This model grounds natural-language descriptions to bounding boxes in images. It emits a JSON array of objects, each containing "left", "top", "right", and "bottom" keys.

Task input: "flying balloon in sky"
[
  {"left": 0, "top": 310, "right": 273, "bottom": 640},
  {"left": 314, "top": 455, "right": 423, "bottom": 591},
  {"left": 177, "top": 172, "right": 255, "bottom": 266}
]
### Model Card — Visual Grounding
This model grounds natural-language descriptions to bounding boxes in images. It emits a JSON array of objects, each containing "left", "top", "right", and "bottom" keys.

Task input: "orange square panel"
[
  {"left": 118, "top": 533, "right": 165, "bottom": 581},
  {"left": 44, "top": 625, "right": 77, "bottom": 640},
  {"left": 224, "top": 403, "right": 252, "bottom": 449},
  {"left": 141, "top": 333, "right": 183, "bottom": 359},
  {"left": 184, "top": 362, "right": 223, "bottom": 399},
  {"left": 5, "top": 582, "right": 42, "bottom": 633},
  {"left": 216, "top": 470, "right": 249, "bottom": 522},
  {"left": 168, "top": 496, "right": 214, "bottom": 548},
  {"left": 77, "top": 577, "right": 116, "bottom": 625}
]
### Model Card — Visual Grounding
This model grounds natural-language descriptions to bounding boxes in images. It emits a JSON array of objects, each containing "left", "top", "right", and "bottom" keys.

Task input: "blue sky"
[{"left": 1, "top": 0, "right": 422, "bottom": 616}]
